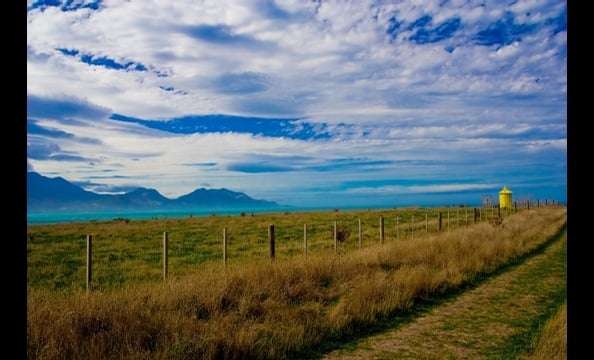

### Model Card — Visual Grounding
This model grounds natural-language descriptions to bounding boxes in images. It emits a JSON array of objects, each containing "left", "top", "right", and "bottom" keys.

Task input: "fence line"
[{"left": 73, "top": 203, "right": 553, "bottom": 291}]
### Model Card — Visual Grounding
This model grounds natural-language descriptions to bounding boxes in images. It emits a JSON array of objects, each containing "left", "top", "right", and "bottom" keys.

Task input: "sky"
[{"left": 26, "top": 0, "right": 567, "bottom": 209}]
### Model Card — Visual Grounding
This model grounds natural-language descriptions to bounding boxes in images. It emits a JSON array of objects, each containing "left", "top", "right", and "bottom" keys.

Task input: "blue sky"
[{"left": 27, "top": 0, "right": 567, "bottom": 209}]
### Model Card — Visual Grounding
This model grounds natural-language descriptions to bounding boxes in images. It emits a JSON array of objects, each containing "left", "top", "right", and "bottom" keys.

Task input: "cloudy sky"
[{"left": 27, "top": 0, "right": 567, "bottom": 209}]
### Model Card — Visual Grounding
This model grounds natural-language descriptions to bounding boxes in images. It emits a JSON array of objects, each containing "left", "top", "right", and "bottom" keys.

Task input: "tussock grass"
[
  {"left": 519, "top": 302, "right": 567, "bottom": 360},
  {"left": 27, "top": 206, "right": 566, "bottom": 359}
]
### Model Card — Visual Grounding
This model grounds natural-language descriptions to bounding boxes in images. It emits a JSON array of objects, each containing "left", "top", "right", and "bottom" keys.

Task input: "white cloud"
[{"left": 27, "top": 0, "right": 567, "bottom": 208}]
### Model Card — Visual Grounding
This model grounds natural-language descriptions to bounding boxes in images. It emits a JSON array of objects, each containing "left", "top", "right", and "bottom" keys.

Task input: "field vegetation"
[
  {"left": 27, "top": 205, "right": 566, "bottom": 359},
  {"left": 520, "top": 302, "right": 567, "bottom": 360}
]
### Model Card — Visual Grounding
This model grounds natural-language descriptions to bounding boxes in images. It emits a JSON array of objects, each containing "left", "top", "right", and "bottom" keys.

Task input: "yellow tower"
[{"left": 499, "top": 186, "right": 512, "bottom": 209}]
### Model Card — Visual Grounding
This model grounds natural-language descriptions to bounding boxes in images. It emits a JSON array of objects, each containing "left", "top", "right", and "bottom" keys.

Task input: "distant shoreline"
[
  {"left": 27, "top": 203, "right": 491, "bottom": 226},
  {"left": 27, "top": 207, "right": 287, "bottom": 225}
]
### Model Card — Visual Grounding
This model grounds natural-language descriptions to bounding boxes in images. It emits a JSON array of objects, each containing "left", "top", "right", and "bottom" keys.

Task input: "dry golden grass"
[
  {"left": 520, "top": 302, "right": 567, "bottom": 360},
  {"left": 322, "top": 227, "right": 567, "bottom": 360},
  {"left": 27, "top": 206, "right": 566, "bottom": 359}
]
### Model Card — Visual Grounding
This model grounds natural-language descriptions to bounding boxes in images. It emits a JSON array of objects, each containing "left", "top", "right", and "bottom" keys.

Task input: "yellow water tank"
[{"left": 499, "top": 186, "right": 512, "bottom": 209}]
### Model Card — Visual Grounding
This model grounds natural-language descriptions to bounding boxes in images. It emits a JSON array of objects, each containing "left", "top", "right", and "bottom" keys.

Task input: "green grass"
[
  {"left": 485, "top": 227, "right": 567, "bottom": 359},
  {"left": 518, "top": 302, "right": 567, "bottom": 360},
  {"left": 319, "top": 221, "right": 567, "bottom": 360},
  {"left": 28, "top": 206, "right": 491, "bottom": 292},
  {"left": 27, "top": 205, "right": 566, "bottom": 360}
]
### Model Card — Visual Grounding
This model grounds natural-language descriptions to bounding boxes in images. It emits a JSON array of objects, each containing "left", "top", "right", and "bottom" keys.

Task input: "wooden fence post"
[
  {"left": 163, "top": 232, "right": 168, "bottom": 281},
  {"left": 358, "top": 218, "right": 362, "bottom": 249},
  {"left": 465, "top": 208, "right": 468, "bottom": 226},
  {"left": 333, "top": 221, "right": 338, "bottom": 253},
  {"left": 411, "top": 215, "right": 414, "bottom": 239},
  {"left": 269, "top": 224, "right": 275, "bottom": 261},
  {"left": 304, "top": 224, "right": 307, "bottom": 257},
  {"left": 447, "top": 210, "right": 450, "bottom": 231},
  {"left": 86, "top": 234, "right": 92, "bottom": 292},
  {"left": 379, "top": 216, "right": 384, "bottom": 245},
  {"left": 396, "top": 216, "right": 399, "bottom": 239},
  {"left": 223, "top": 228, "right": 227, "bottom": 267}
]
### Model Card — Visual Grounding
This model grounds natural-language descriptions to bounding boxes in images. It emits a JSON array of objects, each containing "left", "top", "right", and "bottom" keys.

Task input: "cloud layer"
[{"left": 27, "top": 0, "right": 567, "bottom": 208}]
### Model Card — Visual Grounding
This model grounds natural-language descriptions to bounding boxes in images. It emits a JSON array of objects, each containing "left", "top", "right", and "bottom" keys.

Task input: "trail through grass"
[
  {"left": 27, "top": 206, "right": 566, "bottom": 359},
  {"left": 321, "top": 226, "right": 567, "bottom": 359}
]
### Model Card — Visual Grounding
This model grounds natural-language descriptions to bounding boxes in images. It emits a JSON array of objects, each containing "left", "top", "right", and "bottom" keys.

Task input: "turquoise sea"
[
  {"left": 28, "top": 210, "right": 192, "bottom": 225},
  {"left": 26, "top": 208, "right": 290, "bottom": 225},
  {"left": 27, "top": 196, "right": 493, "bottom": 225},
  {"left": 27, "top": 201, "right": 494, "bottom": 225},
  {"left": 27, "top": 205, "right": 362, "bottom": 225},
  {"left": 26, "top": 203, "right": 416, "bottom": 225}
]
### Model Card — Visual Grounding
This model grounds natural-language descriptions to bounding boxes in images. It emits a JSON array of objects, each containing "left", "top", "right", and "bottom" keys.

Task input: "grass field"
[
  {"left": 27, "top": 205, "right": 566, "bottom": 359},
  {"left": 27, "top": 206, "right": 508, "bottom": 292}
]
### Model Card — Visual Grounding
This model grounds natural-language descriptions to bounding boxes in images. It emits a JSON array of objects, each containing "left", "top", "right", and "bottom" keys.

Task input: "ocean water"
[
  {"left": 26, "top": 205, "right": 391, "bottom": 225},
  {"left": 27, "top": 199, "right": 491, "bottom": 226},
  {"left": 26, "top": 208, "right": 287, "bottom": 225}
]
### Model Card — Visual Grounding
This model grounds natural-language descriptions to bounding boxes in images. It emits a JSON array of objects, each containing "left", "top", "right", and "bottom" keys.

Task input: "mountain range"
[{"left": 27, "top": 171, "right": 281, "bottom": 213}]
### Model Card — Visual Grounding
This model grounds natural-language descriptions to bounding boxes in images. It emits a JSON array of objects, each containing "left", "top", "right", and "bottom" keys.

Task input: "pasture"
[{"left": 27, "top": 205, "right": 566, "bottom": 359}]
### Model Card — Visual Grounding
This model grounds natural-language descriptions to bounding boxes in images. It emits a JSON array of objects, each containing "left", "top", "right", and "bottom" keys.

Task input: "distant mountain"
[
  {"left": 27, "top": 171, "right": 99, "bottom": 202},
  {"left": 27, "top": 171, "right": 280, "bottom": 213},
  {"left": 176, "top": 188, "right": 270, "bottom": 207}
]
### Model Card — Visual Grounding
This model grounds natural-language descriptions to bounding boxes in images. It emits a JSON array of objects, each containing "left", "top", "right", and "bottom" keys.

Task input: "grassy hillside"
[{"left": 27, "top": 205, "right": 566, "bottom": 359}]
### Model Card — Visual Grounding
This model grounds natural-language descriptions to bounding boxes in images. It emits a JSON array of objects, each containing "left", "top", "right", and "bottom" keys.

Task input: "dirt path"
[{"left": 321, "top": 230, "right": 567, "bottom": 360}]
